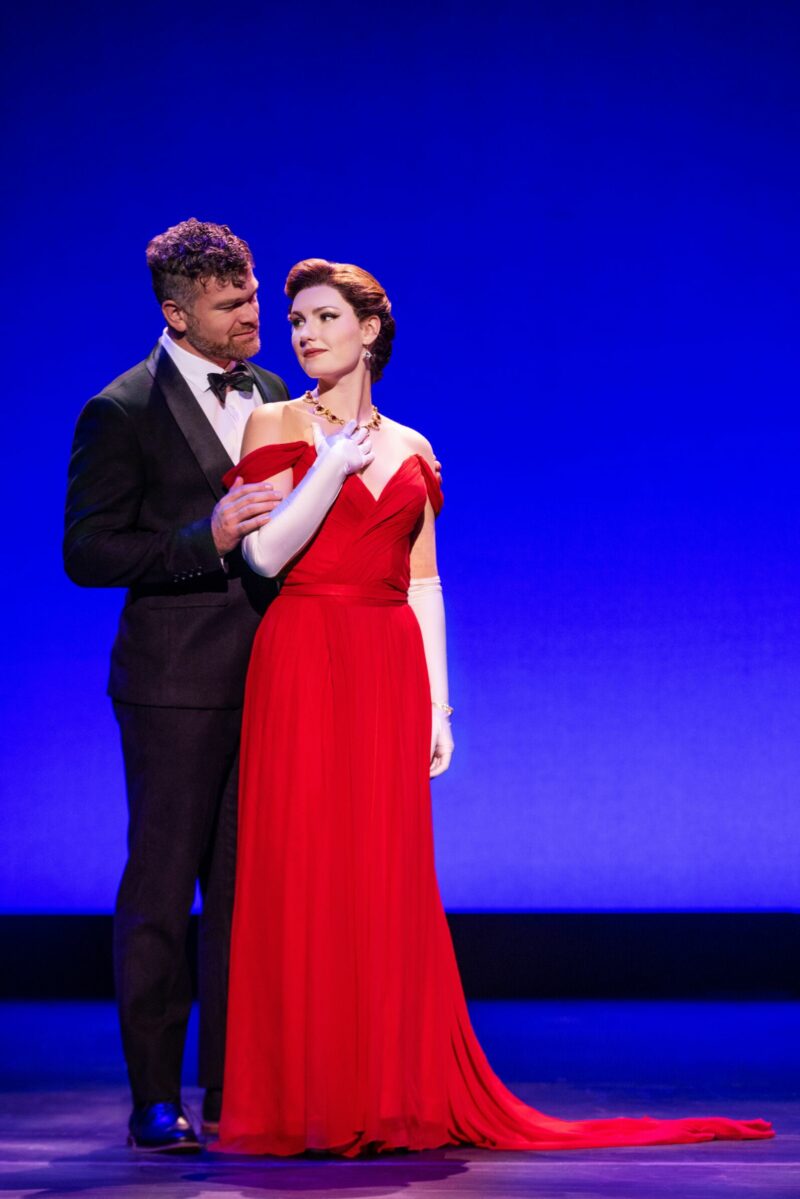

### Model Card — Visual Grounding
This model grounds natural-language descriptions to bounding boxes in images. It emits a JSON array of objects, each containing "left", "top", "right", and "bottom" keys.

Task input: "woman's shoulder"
[
  {"left": 246, "top": 398, "right": 314, "bottom": 444},
  {"left": 382, "top": 416, "right": 436, "bottom": 469}
]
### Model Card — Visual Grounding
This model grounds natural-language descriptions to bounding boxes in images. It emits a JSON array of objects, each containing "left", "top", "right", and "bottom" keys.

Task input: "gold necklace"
[{"left": 303, "top": 390, "right": 381, "bottom": 433}]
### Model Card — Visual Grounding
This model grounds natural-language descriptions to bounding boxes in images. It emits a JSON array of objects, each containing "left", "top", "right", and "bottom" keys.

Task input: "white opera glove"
[
  {"left": 242, "top": 422, "right": 374, "bottom": 577},
  {"left": 408, "top": 575, "right": 454, "bottom": 778}
]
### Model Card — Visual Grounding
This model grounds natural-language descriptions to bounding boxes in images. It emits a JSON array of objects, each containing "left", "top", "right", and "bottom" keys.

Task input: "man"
[{"left": 64, "top": 219, "right": 289, "bottom": 1152}]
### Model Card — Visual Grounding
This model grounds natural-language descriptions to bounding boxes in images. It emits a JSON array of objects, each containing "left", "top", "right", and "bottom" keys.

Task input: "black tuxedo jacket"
[{"left": 64, "top": 343, "right": 290, "bottom": 708}]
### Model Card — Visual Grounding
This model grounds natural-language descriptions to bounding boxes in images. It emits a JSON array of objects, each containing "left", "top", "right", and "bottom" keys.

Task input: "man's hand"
[{"left": 211, "top": 478, "right": 283, "bottom": 556}]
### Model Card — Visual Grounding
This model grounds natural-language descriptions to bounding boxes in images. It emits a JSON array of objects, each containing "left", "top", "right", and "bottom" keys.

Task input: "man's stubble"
[{"left": 183, "top": 312, "right": 261, "bottom": 364}]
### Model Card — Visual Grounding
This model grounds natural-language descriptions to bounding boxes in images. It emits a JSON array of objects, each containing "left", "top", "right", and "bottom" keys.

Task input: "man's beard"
[{"left": 184, "top": 314, "right": 260, "bottom": 363}]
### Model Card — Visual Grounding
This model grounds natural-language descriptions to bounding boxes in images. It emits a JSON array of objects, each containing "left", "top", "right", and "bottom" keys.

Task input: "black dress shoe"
[
  {"left": 128, "top": 1102, "right": 201, "bottom": 1153},
  {"left": 201, "top": 1087, "right": 222, "bottom": 1134}
]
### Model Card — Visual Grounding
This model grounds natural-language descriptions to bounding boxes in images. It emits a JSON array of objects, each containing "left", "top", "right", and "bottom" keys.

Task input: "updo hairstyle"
[{"left": 285, "top": 259, "right": 395, "bottom": 382}]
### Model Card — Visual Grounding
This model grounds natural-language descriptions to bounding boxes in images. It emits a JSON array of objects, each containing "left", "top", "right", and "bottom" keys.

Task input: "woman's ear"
[{"left": 361, "top": 314, "right": 381, "bottom": 348}]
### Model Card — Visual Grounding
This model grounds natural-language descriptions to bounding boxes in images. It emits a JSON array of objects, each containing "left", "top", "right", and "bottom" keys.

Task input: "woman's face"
[{"left": 289, "top": 284, "right": 377, "bottom": 381}]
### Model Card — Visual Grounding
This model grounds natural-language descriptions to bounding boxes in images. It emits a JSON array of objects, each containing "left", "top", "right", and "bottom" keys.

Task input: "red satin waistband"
[{"left": 279, "top": 582, "right": 407, "bottom": 606}]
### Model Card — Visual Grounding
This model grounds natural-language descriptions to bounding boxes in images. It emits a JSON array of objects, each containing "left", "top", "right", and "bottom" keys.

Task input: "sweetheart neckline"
[
  {"left": 349, "top": 454, "right": 420, "bottom": 505},
  {"left": 231, "top": 442, "right": 439, "bottom": 510},
  {"left": 293, "top": 443, "right": 425, "bottom": 506}
]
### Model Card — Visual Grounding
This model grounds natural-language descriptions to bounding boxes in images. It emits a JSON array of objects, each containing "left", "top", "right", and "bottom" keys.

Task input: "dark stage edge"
[
  {"left": 0, "top": 1000, "right": 796, "bottom": 1199},
  {"left": 3, "top": 912, "right": 800, "bottom": 999}
]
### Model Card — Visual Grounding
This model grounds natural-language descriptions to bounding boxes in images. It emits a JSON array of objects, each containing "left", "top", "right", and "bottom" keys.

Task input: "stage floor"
[{"left": 0, "top": 1000, "right": 796, "bottom": 1198}]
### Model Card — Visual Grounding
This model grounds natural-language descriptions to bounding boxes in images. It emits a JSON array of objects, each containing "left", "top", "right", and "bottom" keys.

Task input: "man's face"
[{"left": 167, "top": 269, "right": 260, "bottom": 364}]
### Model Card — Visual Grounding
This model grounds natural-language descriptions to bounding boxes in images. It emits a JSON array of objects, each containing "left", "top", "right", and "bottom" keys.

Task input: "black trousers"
[{"left": 112, "top": 702, "right": 241, "bottom": 1105}]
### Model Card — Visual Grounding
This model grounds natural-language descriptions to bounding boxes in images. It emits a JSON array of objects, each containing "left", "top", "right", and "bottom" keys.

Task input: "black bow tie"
[{"left": 207, "top": 367, "right": 255, "bottom": 405}]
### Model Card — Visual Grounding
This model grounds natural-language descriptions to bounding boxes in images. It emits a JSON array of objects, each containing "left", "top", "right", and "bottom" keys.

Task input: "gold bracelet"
[{"left": 432, "top": 701, "right": 454, "bottom": 716}]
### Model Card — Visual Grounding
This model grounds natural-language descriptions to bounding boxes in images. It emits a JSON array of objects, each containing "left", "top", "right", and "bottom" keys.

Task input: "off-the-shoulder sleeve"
[
  {"left": 222, "top": 441, "right": 310, "bottom": 489},
  {"left": 417, "top": 455, "right": 444, "bottom": 516}
]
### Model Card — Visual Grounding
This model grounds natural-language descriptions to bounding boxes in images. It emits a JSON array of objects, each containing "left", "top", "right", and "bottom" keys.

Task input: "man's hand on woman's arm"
[{"left": 211, "top": 478, "right": 283, "bottom": 556}]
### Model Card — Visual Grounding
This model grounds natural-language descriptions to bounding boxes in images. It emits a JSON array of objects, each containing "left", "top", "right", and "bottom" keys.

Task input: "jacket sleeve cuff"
[{"left": 168, "top": 518, "right": 225, "bottom": 584}]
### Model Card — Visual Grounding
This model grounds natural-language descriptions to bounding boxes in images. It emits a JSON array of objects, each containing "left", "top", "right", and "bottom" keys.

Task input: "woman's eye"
[
  {"left": 320, "top": 312, "right": 338, "bottom": 321},
  {"left": 290, "top": 318, "right": 303, "bottom": 328}
]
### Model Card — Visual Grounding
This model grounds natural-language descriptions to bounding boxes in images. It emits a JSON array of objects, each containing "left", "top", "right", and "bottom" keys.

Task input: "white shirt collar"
[{"left": 159, "top": 329, "right": 237, "bottom": 394}]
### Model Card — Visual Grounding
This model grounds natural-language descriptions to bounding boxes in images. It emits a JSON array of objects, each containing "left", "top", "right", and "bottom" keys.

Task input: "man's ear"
[
  {"left": 162, "top": 298, "right": 188, "bottom": 334},
  {"left": 361, "top": 314, "right": 381, "bottom": 348}
]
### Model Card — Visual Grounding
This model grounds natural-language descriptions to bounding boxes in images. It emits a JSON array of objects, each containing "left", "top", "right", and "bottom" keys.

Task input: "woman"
[{"left": 217, "top": 259, "right": 771, "bottom": 1155}]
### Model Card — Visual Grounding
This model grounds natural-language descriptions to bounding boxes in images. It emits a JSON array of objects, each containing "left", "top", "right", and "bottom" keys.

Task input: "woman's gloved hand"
[
  {"left": 429, "top": 705, "right": 454, "bottom": 778},
  {"left": 312, "top": 419, "right": 374, "bottom": 473},
  {"left": 242, "top": 421, "right": 373, "bottom": 578}
]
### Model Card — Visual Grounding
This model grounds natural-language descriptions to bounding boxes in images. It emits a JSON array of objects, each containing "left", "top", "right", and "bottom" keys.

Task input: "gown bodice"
[{"left": 224, "top": 441, "right": 443, "bottom": 597}]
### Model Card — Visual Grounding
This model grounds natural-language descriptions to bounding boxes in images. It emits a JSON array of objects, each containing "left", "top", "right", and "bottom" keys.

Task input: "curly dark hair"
[
  {"left": 285, "top": 258, "right": 395, "bottom": 382},
  {"left": 146, "top": 218, "right": 254, "bottom": 308}
]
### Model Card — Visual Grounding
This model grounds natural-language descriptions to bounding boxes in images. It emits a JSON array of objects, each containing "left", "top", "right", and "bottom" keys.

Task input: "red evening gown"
[{"left": 217, "top": 440, "right": 772, "bottom": 1156}]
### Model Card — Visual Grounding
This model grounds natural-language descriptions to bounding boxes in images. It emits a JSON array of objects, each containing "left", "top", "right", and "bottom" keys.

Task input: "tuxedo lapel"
[
  {"left": 246, "top": 362, "right": 281, "bottom": 406},
  {"left": 240, "top": 361, "right": 267, "bottom": 406},
  {"left": 147, "top": 344, "right": 233, "bottom": 500}
]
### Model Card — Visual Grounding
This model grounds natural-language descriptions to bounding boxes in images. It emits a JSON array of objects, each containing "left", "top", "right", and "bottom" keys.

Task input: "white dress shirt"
[{"left": 159, "top": 329, "right": 260, "bottom": 464}]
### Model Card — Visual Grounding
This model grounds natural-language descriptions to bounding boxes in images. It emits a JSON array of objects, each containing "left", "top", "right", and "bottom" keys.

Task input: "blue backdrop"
[{"left": 1, "top": 1, "right": 798, "bottom": 912}]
